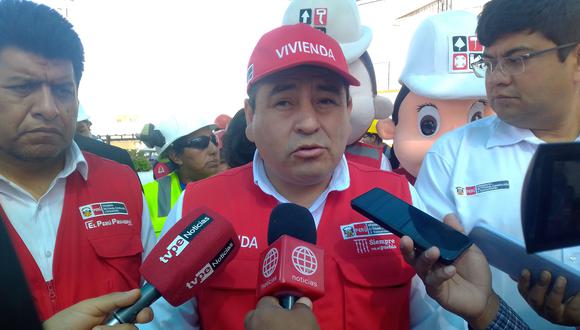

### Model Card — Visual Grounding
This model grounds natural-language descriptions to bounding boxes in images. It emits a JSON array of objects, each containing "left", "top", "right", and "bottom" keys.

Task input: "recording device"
[
  {"left": 137, "top": 123, "right": 165, "bottom": 148},
  {"left": 351, "top": 188, "right": 472, "bottom": 264},
  {"left": 106, "top": 207, "right": 239, "bottom": 325},
  {"left": 522, "top": 142, "right": 580, "bottom": 253},
  {"left": 256, "top": 203, "right": 325, "bottom": 309},
  {"left": 469, "top": 224, "right": 580, "bottom": 301}
]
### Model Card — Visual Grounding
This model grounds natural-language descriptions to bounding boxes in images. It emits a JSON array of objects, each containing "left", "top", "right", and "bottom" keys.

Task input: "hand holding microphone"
[
  {"left": 256, "top": 203, "right": 324, "bottom": 309},
  {"left": 105, "top": 207, "right": 240, "bottom": 325},
  {"left": 43, "top": 289, "right": 152, "bottom": 330},
  {"left": 244, "top": 296, "right": 320, "bottom": 330}
]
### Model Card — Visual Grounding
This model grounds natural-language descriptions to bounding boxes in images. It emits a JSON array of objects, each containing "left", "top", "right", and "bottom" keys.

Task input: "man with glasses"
[
  {"left": 415, "top": 0, "right": 580, "bottom": 328},
  {"left": 143, "top": 116, "right": 220, "bottom": 236}
]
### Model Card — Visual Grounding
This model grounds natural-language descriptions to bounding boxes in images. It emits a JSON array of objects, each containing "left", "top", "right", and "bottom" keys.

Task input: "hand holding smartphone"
[{"left": 351, "top": 188, "right": 472, "bottom": 264}]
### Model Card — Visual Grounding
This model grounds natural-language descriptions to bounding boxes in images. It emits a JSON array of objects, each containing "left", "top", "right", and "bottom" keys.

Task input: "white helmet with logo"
[
  {"left": 282, "top": 0, "right": 371, "bottom": 64},
  {"left": 399, "top": 10, "right": 486, "bottom": 100},
  {"left": 157, "top": 114, "right": 214, "bottom": 158},
  {"left": 282, "top": 0, "right": 393, "bottom": 144}
]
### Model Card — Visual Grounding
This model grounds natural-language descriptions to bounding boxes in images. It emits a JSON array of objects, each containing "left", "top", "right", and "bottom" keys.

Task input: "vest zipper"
[{"left": 46, "top": 280, "right": 58, "bottom": 313}]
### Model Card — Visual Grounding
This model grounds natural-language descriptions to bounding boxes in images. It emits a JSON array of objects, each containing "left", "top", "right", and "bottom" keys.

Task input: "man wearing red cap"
[{"left": 143, "top": 24, "right": 462, "bottom": 330}]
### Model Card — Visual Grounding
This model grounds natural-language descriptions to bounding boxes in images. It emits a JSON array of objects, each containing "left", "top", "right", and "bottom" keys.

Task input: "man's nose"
[
  {"left": 486, "top": 65, "right": 512, "bottom": 86},
  {"left": 31, "top": 84, "right": 60, "bottom": 120},
  {"left": 295, "top": 102, "right": 321, "bottom": 135}
]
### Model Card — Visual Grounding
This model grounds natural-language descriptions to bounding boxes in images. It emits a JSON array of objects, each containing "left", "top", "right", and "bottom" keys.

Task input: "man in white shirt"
[
  {"left": 142, "top": 23, "right": 464, "bottom": 330},
  {"left": 415, "top": 0, "right": 580, "bottom": 328},
  {"left": 0, "top": 0, "right": 155, "bottom": 322}
]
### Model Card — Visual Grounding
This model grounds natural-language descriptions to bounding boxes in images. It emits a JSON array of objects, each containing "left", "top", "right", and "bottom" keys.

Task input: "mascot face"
[
  {"left": 348, "top": 58, "right": 375, "bottom": 144},
  {"left": 394, "top": 91, "right": 493, "bottom": 177}
]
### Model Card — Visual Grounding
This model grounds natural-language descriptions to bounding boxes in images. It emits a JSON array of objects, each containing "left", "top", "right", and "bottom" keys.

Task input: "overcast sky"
[{"left": 36, "top": 0, "right": 487, "bottom": 134}]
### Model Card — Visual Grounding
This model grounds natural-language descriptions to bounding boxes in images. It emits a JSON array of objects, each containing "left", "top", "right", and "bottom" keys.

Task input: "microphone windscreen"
[
  {"left": 140, "top": 207, "right": 239, "bottom": 306},
  {"left": 267, "top": 203, "right": 316, "bottom": 245}
]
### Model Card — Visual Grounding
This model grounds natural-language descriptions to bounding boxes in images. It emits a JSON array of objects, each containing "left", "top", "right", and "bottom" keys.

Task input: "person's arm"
[
  {"left": 244, "top": 296, "right": 319, "bottom": 330},
  {"left": 43, "top": 289, "right": 152, "bottom": 330},
  {"left": 517, "top": 269, "right": 580, "bottom": 326},
  {"left": 400, "top": 214, "right": 529, "bottom": 330},
  {"left": 485, "top": 297, "right": 531, "bottom": 330}
]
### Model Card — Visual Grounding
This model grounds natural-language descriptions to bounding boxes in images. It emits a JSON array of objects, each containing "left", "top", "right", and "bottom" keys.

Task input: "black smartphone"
[
  {"left": 351, "top": 187, "right": 472, "bottom": 264},
  {"left": 522, "top": 142, "right": 580, "bottom": 253}
]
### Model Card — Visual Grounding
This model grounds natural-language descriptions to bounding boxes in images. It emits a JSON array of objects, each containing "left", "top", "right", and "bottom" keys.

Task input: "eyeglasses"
[
  {"left": 472, "top": 42, "right": 579, "bottom": 78},
  {"left": 179, "top": 134, "right": 217, "bottom": 150}
]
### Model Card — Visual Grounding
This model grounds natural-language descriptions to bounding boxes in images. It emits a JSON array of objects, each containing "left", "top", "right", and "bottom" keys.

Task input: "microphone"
[
  {"left": 105, "top": 207, "right": 239, "bottom": 325},
  {"left": 256, "top": 203, "right": 324, "bottom": 309}
]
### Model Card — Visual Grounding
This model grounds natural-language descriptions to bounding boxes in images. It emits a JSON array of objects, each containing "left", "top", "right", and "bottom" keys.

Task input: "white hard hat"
[
  {"left": 77, "top": 103, "right": 90, "bottom": 122},
  {"left": 157, "top": 114, "right": 215, "bottom": 158},
  {"left": 282, "top": 0, "right": 372, "bottom": 64},
  {"left": 399, "top": 10, "right": 486, "bottom": 100}
]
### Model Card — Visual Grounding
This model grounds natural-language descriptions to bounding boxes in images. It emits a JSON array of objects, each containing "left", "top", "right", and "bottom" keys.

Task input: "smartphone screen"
[
  {"left": 522, "top": 142, "right": 580, "bottom": 253},
  {"left": 351, "top": 188, "right": 472, "bottom": 264}
]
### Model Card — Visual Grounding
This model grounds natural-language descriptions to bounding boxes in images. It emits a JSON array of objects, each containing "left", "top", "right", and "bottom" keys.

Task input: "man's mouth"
[{"left": 292, "top": 145, "right": 325, "bottom": 159}]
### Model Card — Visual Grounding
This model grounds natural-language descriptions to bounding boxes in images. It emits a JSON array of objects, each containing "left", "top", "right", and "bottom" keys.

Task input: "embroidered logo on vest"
[{"left": 79, "top": 201, "right": 128, "bottom": 220}]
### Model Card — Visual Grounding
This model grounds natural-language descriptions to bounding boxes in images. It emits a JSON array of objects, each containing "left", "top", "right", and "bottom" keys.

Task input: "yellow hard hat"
[{"left": 367, "top": 119, "right": 378, "bottom": 134}]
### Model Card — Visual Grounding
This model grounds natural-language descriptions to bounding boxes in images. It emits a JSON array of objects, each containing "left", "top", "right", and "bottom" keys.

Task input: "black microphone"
[
  {"left": 257, "top": 203, "right": 324, "bottom": 309},
  {"left": 267, "top": 203, "right": 317, "bottom": 245}
]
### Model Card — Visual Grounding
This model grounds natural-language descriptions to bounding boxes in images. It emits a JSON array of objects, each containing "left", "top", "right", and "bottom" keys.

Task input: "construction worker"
[{"left": 142, "top": 116, "right": 219, "bottom": 236}]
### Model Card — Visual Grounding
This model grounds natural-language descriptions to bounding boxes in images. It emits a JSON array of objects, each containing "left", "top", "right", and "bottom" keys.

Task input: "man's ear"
[
  {"left": 347, "top": 95, "right": 353, "bottom": 115},
  {"left": 574, "top": 44, "right": 580, "bottom": 83},
  {"left": 244, "top": 99, "right": 256, "bottom": 142},
  {"left": 168, "top": 150, "right": 182, "bottom": 166}
]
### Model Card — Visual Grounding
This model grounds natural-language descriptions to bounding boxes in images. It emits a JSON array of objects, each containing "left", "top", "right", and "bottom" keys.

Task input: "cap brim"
[
  {"left": 248, "top": 60, "right": 360, "bottom": 92},
  {"left": 402, "top": 74, "right": 487, "bottom": 100}
]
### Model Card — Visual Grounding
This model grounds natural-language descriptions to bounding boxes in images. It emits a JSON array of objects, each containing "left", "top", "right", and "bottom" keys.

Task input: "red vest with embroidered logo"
[
  {"left": 0, "top": 152, "right": 143, "bottom": 321},
  {"left": 345, "top": 141, "right": 384, "bottom": 169},
  {"left": 182, "top": 161, "right": 415, "bottom": 330}
]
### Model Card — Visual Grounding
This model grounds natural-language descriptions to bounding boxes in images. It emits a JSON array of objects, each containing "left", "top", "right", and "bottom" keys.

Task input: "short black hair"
[
  {"left": 0, "top": 0, "right": 84, "bottom": 84},
  {"left": 477, "top": 0, "right": 580, "bottom": 61},
  {"left": 222, "top": 109, "right": 256, "bottom": 168}
]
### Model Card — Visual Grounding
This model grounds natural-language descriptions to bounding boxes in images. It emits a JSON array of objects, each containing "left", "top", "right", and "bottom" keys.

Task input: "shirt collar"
[
  {"left": 58, "top": 142, "right": 89, "bottom": 181},
  {"left": 0, "top": 143, "right": 88, "bottom": 196},
  {"left": 487, "top": 117, "right": 549, "bottom": 148},
  {"left": 251, "top": 150, "right": 350, "bottom": 211}
]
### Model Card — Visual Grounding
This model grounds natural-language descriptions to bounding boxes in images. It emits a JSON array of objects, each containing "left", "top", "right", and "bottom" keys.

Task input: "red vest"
[
  {"left": 0, "top": 152, "right": 143, "bottom": 321},
  {"left": 182, "top": 161, "right": 415, "bottom": 330},
  {"left": 393, "top": 167, "right": 416, "bottom": 185},
  {"left": 345, "top": 141, "right": 384, "bottom": 169}
]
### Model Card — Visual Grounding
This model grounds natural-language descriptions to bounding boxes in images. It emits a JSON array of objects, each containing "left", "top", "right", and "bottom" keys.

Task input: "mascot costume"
[
  {"left": 283, "top": 0, "right": 393, "bottom": 170},
  {"left": 390, "top": 10, "right": 493, "bottom": 184}
]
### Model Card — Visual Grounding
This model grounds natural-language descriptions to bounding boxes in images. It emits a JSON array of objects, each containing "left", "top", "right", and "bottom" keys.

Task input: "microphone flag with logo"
[
  {"left": 106, "top": 206, "right": 239, "bottom": 325},
  {"left": 256, "top": 203, "right": 324, "bottom": 309}
]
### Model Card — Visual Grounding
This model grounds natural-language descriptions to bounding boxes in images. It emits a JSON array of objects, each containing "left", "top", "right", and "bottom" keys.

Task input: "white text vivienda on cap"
[{"left": 275, "top": 41, "right": 336, "bottom": 61}]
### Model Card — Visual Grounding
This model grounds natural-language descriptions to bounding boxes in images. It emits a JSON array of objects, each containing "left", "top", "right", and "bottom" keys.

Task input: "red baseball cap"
[{"left": 246, "top": 23, "right": 360, "bottom": 92}]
